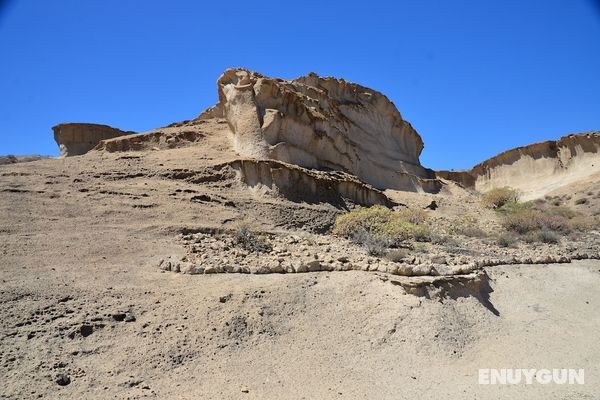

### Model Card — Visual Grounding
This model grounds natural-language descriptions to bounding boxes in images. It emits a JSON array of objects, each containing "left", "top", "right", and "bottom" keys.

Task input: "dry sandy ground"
[
  {"left": 1, "top": 144, "right": 600, "bottom": 399},
  {"left": 2, "top": 248, "right": 600, "bottom": 399}
]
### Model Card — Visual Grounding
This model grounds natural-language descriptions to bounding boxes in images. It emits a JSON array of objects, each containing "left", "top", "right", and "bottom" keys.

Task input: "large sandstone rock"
[
  {"left": 53, "top": 123, "right": 134, "bottom": 157},
  {"left": 214, "top": 68, "right": 441, "bottom": 193},
  {"left": 438, "top": 132, "right": 600, "bottom": 199}
]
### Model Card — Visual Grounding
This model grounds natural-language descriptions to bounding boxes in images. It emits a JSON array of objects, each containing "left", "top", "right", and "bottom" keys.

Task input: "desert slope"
[{"left": 1, "top": 68, "right": 600, "bottom": 400}]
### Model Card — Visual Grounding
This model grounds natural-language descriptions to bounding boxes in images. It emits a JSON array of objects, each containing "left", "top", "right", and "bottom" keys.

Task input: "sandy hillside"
[{"left": 2, "top": 69, "right": 600, "bottom": 399}]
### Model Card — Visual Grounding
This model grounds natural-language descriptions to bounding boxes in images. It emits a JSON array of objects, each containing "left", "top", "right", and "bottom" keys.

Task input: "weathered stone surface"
[
  {"left": 53, "top": 123, "right": 134, "bottom": 157},
  {"left": 438, "top": 132, "right": 600, "bottom": 199},
  {"left": 215, "top": 68, "right": 441, "bottom": 193},
  {"left": 224, "top": 159, "right": 396, "bottom": 207}
]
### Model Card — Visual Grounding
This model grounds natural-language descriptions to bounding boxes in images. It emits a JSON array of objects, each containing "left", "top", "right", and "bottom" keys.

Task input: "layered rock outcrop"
[
  {"left": 215, "top": 68, "right": 441, "bottom": 193},
  {"left": 53, "top": 123, "right": 134, "bottom": 157},
  {"left": 225, "top": 159, "right": 395, "bottom": 208},
  {"left": 438, "top": 132, "right": 600, "bottom": 199},
  {"left": 96, "top": 127, "right": 204, "bottom": 153}
]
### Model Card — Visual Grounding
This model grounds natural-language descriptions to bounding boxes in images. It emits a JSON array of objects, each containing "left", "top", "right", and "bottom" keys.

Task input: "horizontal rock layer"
[
  {"left": 222, "top": 158, "right": 396, "bottom": 208},
  {"left": 96, "top": 127, "right": 204, "bottom": 152}
]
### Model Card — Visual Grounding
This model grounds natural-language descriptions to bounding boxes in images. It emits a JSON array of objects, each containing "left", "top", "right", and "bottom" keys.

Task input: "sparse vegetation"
[
  {"left": 447, "top": 215, "right": 488, "bottom": 238},
  {"left": 537, "top": 229, "right": 561, "bottom": 244},
  {"left": 384, "top": 248, "right": 409, "bottom": 263},
  {"left": 481, "top": 187, "right": 520, "bottom": 209},
  {"left": 493, "top": 196, "right": 592, "bottom": 244},
  {"left": 235, "top": 226, "right": 273, "bottom": 253},
  {"left": 499, "top": 203, "right": 571, "bottom": 235},
  {"left": 332, "top": 206, "right": 432, "bottom": 254},
  {"left": 350, "top": 228, "right": 389, "bottom": 256},
  {"left": 496, "top": 233, "right": 517, "bottom": 248}
]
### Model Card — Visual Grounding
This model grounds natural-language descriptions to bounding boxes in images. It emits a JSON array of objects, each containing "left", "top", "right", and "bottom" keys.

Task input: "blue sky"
[{"left": 1, "top": 0, "right": 599, "bottom": 170}]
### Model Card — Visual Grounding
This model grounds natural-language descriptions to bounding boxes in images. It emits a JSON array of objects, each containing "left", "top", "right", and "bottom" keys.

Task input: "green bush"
[
  {"left": 332, "top": 206, "right": 431, "bottom": 247},
  {"left": 481, "top": 187, "right": 520, "bottom": 209}
]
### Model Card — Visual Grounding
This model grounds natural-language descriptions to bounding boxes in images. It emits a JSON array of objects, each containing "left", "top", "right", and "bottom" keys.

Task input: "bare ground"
[{"left": 1, "top": 130, "right": 600, "bottom": 399}]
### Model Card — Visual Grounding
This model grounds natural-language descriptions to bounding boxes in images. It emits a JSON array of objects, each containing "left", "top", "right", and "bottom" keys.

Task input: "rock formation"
[
  {"left": 53, "top": 123, "right": 134, "bottom": 157},
  {"left": 96, "top": 125, "right": 204, "bottom": 153},
  {"left": 225, "top": 159, "right": 395, "bottom": 208},
  {"left": 214, "top": 68, "right": 441, "bottom": 193},
  {"left": 438, "top": 132, "right": 600, "bottom": 199}
]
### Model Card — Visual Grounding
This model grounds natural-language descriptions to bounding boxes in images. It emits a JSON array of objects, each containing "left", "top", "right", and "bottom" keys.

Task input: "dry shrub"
[
  {"left": 501, "top": 208, "right": 572, "bottom": 234},
  {"left": 235, "top": 226, "right": 273, "bottom": 253},
  {"left": 496, "top": 233, "right": 517, "bottom": 248},
  {"left": 385, "top": 248, "right": 409, "bottom": 263},
  {"left": 537, "top": 229, "right": 560, "bottom": 244},
  {"left": 350, "top": 228, "right": 389, "bottom": 256},
  {"left": 551, "top": 206, "right": 578, "bottom": 219},
  {"left": 396, "top": 208, "right": 428, "bottom": 224},
  {"left": 481, "top": 187, "right": 520, "bottom": 209},
  {"left": 498, "top": 200, "right": 591, "bottom": 238},
  {"left": 449, "top": 217, "right": 488, "bottom": 238}
]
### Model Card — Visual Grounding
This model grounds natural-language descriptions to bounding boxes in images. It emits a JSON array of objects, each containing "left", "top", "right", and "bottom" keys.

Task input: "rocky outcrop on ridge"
[
  {"left": 438, "top": 132, "right": 600, "bottom": 199},
  {"left": 96, "top": 124, "right": 205, "bottom": 153},
  {"left": 53, "top": 123, "right": 134, "bottom": 157},
  {"left": 225, "top": 159, "right": 395, "bottom": 207},
  {"left": 215, "top": 68, "right": 441, "bottom": 193}
]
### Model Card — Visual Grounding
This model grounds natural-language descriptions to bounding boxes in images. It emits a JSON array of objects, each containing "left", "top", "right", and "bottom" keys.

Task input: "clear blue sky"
[{"left": 1, "top": 0, "right": 599, "bottom": 169}]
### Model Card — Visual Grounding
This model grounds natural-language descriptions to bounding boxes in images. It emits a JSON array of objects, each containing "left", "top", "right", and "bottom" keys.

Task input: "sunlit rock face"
[
  {"left": 215, "top": 68, "right": 441, "bottom": 193},
  {"left": 437, "top": 132, "right": 600, "bottom": 200}
]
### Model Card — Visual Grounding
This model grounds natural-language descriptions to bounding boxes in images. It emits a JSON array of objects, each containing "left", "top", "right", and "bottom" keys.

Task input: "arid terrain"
[{"left": 1, "top": 68, "right": 600, "bottom": 399}]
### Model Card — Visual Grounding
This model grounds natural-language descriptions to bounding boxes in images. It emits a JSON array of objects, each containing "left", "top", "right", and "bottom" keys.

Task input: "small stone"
[
  {"left": 55, "top": 373, "right": 71, "bottom": 386},
  {"left": 306, "top": 260, "right": 321, "bottom": 272},
  {"left": 172, "top": 262, "right": 181, "bottom": 273},
  {"left": 430, "top": 255, "right": 447, "bottom": 265},
  {"left": 295, "top": 263, "right": 308, "bottom": 273},
  {"left": 112, "top": 313, "right": 126, "bottom": 322},
  {"left": 241, "top": 386, "right": 249, "bottom": 393},
  {"left": 80, "top": 324, "right": 94, "bottom": 337},
  {"left": 219, "top": 294, "right": 231, "bottom": 303}
]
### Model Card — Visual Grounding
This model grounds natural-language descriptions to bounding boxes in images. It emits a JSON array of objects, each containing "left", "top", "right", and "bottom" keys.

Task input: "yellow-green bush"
[
  {"left": 481, "top": 187, "right": 520, "bottom": 209},
  {"left": 332, "top": 205, "right": 431, "bottom": 244}
]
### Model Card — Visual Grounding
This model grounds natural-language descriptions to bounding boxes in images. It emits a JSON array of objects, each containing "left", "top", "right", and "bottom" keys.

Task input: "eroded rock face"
[
  {"left": 216, "top": 68, "right": 440, "bottom": 192},
  {"left": 225, "top": 159, "right": 396, "bottom": 208},
  {"left": 438, "top": 132, "right": 600, "bottom": 199},
  {"left": 97, "top": 128, "right": 204, "bottom": 153},
  {"left": 53, "top": 123, "right": 134, "bottom": 157}
]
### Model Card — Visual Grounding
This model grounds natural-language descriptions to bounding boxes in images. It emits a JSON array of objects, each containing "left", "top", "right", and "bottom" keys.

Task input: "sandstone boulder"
[
  {"left": 215, "top": 68, "right": 441, "bottom": 193},
  {"left": 53, "top": 123, "right": 134, "bottom": 157}
]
